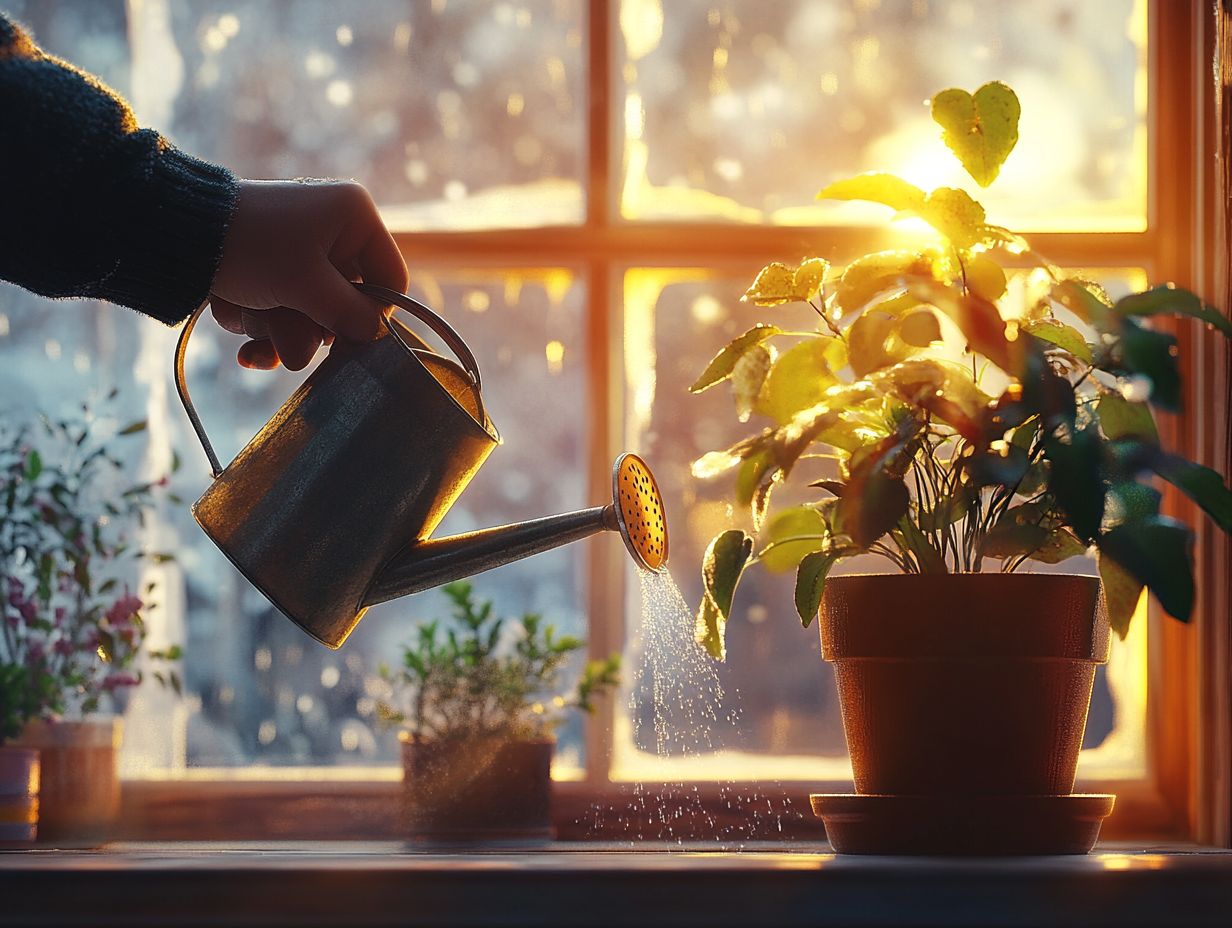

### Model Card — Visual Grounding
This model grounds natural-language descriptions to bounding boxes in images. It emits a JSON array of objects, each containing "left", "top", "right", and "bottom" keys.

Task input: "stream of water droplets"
[{"left": 581, "top": 569, "right": 798, "bottom": 846}]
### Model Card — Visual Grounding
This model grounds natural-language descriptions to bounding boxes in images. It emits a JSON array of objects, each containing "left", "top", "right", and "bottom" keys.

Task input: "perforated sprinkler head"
[{"left": 611, "top": 453, "right": 668, "bottom": 572}]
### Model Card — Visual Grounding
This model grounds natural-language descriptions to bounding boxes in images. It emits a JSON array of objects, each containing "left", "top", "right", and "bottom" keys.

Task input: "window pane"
[
  {"left": 615, "top": 267, "right": 1147, "bottom": 781},
  {"left": 620, "top": 0, "right": 1146, "bottom": 231},
  {"left": 144, "top": 1, "right": 586, "bottom": 230}
]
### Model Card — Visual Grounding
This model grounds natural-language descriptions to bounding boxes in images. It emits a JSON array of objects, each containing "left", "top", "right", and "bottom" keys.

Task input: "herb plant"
[
  {"left": 378, "top": 581, "right": 620, "bottom": 744},
  {"left": 0, "top": 399, "right": 181, "bottom": 742},
  {"left": 691, "top": 82, "right": 1232, "bottom": 660}
]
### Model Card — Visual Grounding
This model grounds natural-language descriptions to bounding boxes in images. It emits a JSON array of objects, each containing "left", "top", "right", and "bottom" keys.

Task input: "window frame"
[{"left": 117, "top": 0, "right": 1226, "bottom": 844}]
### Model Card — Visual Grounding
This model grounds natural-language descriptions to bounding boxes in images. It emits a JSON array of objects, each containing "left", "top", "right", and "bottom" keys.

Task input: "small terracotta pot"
[
  {"left": 820, "top": 573, "right": 1107, "bottom": 796},
  {"left": 400, "top": 737, "right": 553, "bottom": 839},
  {"left": 0, "top": 746, "right": 39, "bottom": 844},
  {"left": 16, "top": 717, "right": 121, "bottom": 845}
]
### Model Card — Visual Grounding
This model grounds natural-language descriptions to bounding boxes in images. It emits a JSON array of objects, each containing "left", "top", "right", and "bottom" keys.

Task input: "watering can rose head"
[{"left": 690, "top": 81, "right": 1232, "bottom": 662}]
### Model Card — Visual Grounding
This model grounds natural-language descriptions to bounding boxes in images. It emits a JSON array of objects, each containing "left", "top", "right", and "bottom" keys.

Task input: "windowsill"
[
  {"left": 110, "top": 778, "right": 1185, "bottom": 843},
  {"left": 2, "top": 841, "right": 1229, "bottom": 927}
]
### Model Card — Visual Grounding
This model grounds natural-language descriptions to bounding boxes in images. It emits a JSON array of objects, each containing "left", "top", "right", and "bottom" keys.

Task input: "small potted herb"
[
  {"left": 0, "top": 403, "right": 181, "bottom": 843},
  {"left": 377, "top": 581, "right": 619, "bottom": 839},
  {"left": 690, "top": 82, "right": 1232, "bottom": 852}
]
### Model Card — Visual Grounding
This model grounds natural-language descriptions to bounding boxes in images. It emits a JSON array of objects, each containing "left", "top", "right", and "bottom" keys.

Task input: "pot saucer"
[{"left": 810, "top": 793, "right": 1115, "bottom": 855}]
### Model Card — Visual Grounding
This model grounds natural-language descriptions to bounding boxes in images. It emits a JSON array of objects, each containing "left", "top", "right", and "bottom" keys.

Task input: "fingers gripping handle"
[{"left": 173, "top": 284, "right": 486, "bottom": 480}]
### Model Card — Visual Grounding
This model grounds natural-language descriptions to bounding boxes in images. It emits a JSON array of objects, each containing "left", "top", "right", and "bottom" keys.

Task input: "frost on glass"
[
  {"left": 617, "top": 269, "right": 1146, "bottom": 781},
  {"left": 620, "top": 0, "right": 1145, "bottom": 231},
  {"left": 139, "top": 0, "right": 585, "bottom": 230}
]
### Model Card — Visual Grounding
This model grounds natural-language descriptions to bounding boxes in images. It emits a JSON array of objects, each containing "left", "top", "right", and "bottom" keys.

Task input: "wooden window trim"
[{"left": 116, "top": 2, "right": 1228, "bottom": 846}]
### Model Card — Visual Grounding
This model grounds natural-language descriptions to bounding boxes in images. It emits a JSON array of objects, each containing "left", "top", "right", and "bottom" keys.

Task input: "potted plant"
[
  {"left": 0, "top": 664, "right": 56, "bottom": 843},
  {"left": 377, "top": 581, "right": 619, "bottom": 839},
  {"left": 690, "top": 82, "right": 1232, "bottom": 853},
  {"left": 0, "top": 403, "right": 181, "bottom": 844}
]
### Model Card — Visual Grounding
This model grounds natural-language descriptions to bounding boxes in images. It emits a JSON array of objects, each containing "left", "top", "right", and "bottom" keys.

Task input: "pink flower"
[
  {"left": 54, "top": 607, "right": 66, "bottom": 626},
  {"left": 101, "top": 673, "right": 140, "bottom": 692},
  {"left": 105, "top": 592, "right": 143, "bottom": 625},
  {"left": 52, "top": 638, "right": 74, "bottom": 657},
  {"left": 26, "top": 641, "right": 45, "bottom": 664}
]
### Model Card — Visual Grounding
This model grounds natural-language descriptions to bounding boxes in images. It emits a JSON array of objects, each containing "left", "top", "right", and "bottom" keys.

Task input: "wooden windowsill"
[
  {"left": 2, "top": 841, "right": 1229, "bottom": 927},
  {"left": 108, "top": 778, "right": 1187, "bottom": 843}
]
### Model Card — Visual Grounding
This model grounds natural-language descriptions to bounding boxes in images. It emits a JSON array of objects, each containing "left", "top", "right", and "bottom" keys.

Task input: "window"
[{"left": 0, "top": 0, "right": 1213, "bottom": 837}]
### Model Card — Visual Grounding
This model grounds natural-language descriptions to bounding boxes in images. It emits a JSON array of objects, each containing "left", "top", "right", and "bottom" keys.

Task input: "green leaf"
[
  {"left": 895, "top": 517, "right": 947, "bottom": 573},
  {"left": 1097, "top": 393, "right": 1159, "bottom": 444},
  {"left": 1029, "top": 529, "right": 1089, "bottom": 565},
  {"left": 118, "top": 420, "right": 148, "bottom": 436},
  {"left": 1022, "top": 320, "right": 1094, "bottom": 364},
  {"left": 1119, "top": 319, "right": 1181, "bottom": 411},
  {"left": 741, "top": 259, "right": 830, "bottom": 306},
  {"left": 760, "top": 506, "right": 827, "bottom": 573},
  {"left": 754, "top": 337, "right": 845, "bottom": 424},
  {"left": 1099, "top": 551, "right": 1144, "bottom": 640},
  {"left": 794, "top": 550, "right": 841, "bottom": 628},
  {"left": 1115, "top": 284, "right": 1232, "bottom": 337},
  {"left": 931, "top": 82, "right": 1021, "bottom": 187},
  {"left": 1152, "top": 455, "right": 1232, "bottom": 531},
  {"left": 816, "top": 172, "right": 926, "bottom": 212},
  {"left": 1098, "top": 516, "right": 1195, "bottom": 622},
  {"left": 1046, "top": 430, "right": 1105, "bottom": 542},
  {"left": 731, "top": 344, "right": 772, "bottom": 421},
  {"left": 918, "top": 187, "right": 987, "bottom": 250},
  {"left": 736, "top": 449, "right": 776, "bottom": 507},
  {"left": 690, "top": 324, "right": 783, "bottom": 393},
  {"left": 695, "top": 530, "right": 753, "bottom": 661},
  {"left": 965, "top": 444, "right": 1030, "bottom": 488},
  {"left": 979, "top": 520, "right": 1049, "bottom": 558},
  {"left": 898, "top": 308, "right": 942, "bottom": 348},
  {"left": 832, "top": 251, "right": 935, "bottom": 318}
]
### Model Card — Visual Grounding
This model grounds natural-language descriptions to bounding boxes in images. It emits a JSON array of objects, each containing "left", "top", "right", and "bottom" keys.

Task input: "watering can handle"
[{"left": 174, "top": 284, "right": 485, "bottom": 479}]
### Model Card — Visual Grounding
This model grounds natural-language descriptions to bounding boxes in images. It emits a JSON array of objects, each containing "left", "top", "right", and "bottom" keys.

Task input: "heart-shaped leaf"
[
  {"left": 1152, "top": 455, "right": 1232, "bottom": 531},
  {"left": 1097, "top": 393, "right": 1158, "bottom": 444},
  {"left": 695, "top": 529, "right": 754, "bottom": 661},
  {"left": 731, "top": 345, "right": 772, "bottom": 421},
  {"left": 1023, "top": 320, "right": 1094, "bottom": 364},
  {"left": 690, "top": 324, "right": 782, "bottom": 393},
  {"left": 760, "top": 506, "right": 828, "bottom": 573},
  {"left": 742, "top": 258, "right": 831, "bottom": 306},
  {"left": 795, "top": 550, "right": 842, "bottom": 628},
  {"left": 754, "top": 337, "right": 845, "bottom": 424},
  {"left": 1046, "top": 430, "right": 1105, "bottom": 542},
  {"left": 931, "top": 82, "right": 1021, "bottom": 188},
  {"left": 1119, "top": 319, "right": 1181, "bottom": 411},
  {"left": 918, "top": 187, "right": 987, "bottom": 250},
  {"left": 1098, "top": 550, "right": 1144, "bottom": 640},
  {"left": 833, "top": 251, "right": 936, "bottom": 318},
  {"left": 1097, "top": 517, "right": 1195, "bottom": 622},
  {"left": 1115, "top": 284, "right": 1232, "bottom": 337}
]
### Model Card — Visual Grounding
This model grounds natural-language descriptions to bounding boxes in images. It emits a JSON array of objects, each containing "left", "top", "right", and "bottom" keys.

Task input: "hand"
[{"left": 210, "top": 179, "right": 409, "bottom": 370}]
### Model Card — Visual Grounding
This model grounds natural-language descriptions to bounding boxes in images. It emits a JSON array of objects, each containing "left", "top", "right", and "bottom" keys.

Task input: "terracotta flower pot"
[
  {"left": 16, "top": 717, "right": 121, "bottom": 845},
  {"left": 400, "top": 737, "right": 553, "bottom": 839},
  {"left": 0, "top": 746, "right": 39, "bottom": 845},
  {"left": 819, "top": 573, "right": 1107, "bottom": 796}
]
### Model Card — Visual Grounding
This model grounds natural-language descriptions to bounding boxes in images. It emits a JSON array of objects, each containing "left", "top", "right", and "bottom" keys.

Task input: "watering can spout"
[{"left": 363, "top": 453, "right": 668, "bottom": 608}]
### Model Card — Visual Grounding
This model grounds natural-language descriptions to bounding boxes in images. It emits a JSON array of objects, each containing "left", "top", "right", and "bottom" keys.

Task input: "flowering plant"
[
  {"left": 691, "top": 82, "right": 1232, "bottom": 660},
  {"left": 0, "top": 400, "right": 181, "bottom": 744}
]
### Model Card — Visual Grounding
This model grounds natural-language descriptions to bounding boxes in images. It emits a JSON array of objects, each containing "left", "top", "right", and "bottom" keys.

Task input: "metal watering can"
[{"left": 174, "top": 284, "right": 668, "bottom": 649}]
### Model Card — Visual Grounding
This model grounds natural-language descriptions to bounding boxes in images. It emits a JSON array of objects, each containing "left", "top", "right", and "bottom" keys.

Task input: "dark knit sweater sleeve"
[{"left": 0, "top": 14, "right": 239, "bottom": 324}]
